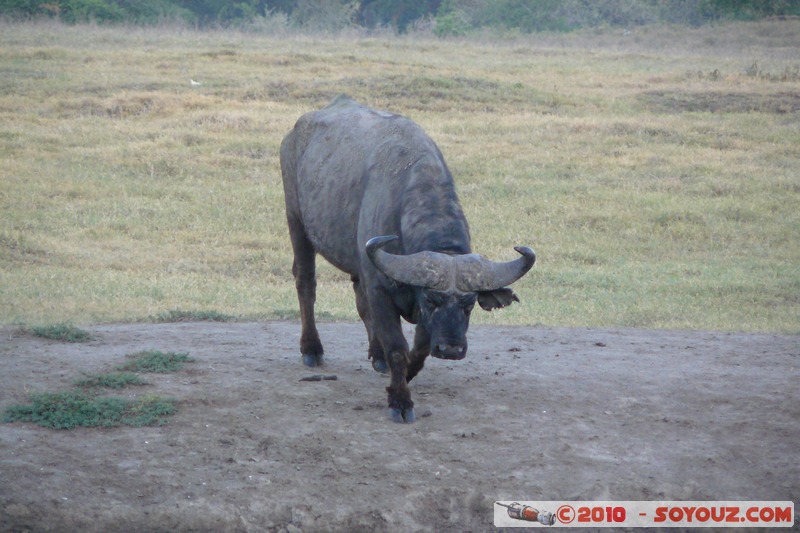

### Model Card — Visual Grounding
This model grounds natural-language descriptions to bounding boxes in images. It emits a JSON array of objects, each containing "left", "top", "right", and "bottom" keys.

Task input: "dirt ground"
[{"left": 1, "top": 321, "right": 797, "bottom": 532}]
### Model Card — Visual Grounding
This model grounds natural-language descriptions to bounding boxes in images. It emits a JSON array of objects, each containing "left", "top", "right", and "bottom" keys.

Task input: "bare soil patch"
[{"left": 1, "top": 322, "right": 798, "bottom": 532}]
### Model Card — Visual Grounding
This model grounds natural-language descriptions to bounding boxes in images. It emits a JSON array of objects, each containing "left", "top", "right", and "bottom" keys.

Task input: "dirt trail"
[{"left": 1, "top": 322, "right": 798, "bottom": 532}]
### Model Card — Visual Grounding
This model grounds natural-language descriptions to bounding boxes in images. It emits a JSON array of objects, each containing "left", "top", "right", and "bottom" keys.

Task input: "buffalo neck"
[{"left": 399, "top": 154, "right": 472, "bottom": 256}]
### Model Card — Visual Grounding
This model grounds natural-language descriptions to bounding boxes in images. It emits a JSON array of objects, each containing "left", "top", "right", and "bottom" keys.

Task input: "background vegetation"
[
  {"left": 1, "top": 0, "right": 799, "bottom": 33},
  {"left": 0, "top": 19, "right": 798, "bottom": 333}
]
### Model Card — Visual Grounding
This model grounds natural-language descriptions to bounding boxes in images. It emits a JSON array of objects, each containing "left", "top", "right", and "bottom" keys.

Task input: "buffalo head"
[{"left": 366, "top": 235, "right": 536, "bottom": 360}]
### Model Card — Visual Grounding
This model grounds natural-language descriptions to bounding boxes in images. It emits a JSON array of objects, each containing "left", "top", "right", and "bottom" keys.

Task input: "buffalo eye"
[
  {"left": 424, "top": 290, "right": 446, "bottom": 311},
  {"left": 459, "top": 293, "right": 477, "bottom": 314}
]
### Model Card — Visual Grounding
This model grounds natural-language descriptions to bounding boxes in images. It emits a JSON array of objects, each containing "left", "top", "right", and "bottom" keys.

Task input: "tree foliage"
[
  {"left": 1, "top": 0, "right": 798, "bottom": 31},
  {"left": 435, "top": 0, "right": 800, "bottom": 35}
]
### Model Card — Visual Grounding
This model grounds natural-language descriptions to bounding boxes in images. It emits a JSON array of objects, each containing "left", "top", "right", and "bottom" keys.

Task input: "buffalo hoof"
[
  {"left": 388, "top": 407, "right": 415, "bottom": 424},
  {"left": 371, "top": 357, "right": 389, "bottom": 375},
  {"left": 302, "top": 353, "right": 324, "bottom": 367}
]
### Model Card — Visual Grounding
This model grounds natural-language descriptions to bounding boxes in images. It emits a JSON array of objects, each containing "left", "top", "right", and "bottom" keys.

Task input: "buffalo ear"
[{"left": 477, "top": 288, "right": 519, "bottom": 311}]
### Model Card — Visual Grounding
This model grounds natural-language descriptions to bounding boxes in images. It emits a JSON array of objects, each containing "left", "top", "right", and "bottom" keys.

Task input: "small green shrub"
[
  {"left": 3, "top": 345, "right": 192, "bottom": 429},
  {"left": 152, "top": 309, "right": 234, "bottom": 323},
  {"left": 29, "top": 323, "right": 92, "bottom": 343},
  {"left": 74, "top": 372, "right": 148, "bottom": 389},
  {"left": 121, "top": 394, "right": 177, "bottom": 427},
  {"left": 2, "top": 391, "right": 175, "bottom": 429},
  {"left": 118, "top": 350, "right": 194, "bottom": 373}
]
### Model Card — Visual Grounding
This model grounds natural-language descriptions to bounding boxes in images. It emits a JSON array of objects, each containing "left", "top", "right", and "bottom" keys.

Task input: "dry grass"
[{"left": 1, "top": 20, "right": 798, "bottom": 332}]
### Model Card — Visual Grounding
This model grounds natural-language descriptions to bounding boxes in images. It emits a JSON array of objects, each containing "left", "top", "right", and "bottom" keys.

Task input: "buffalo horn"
[
  {"left": 366, "top": 236, "right": 536, "bottom": 292},
  {"left": 454, "top": 246, "right": 536, "bottom": 292},
  {"left": 365, "top": 236, "right": 454, "bottom": 290}
]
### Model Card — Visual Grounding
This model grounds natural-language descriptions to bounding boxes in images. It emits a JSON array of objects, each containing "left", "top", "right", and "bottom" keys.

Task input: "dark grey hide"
[{"left": 280, "top": 95, "right": 535, "bottom": 423}]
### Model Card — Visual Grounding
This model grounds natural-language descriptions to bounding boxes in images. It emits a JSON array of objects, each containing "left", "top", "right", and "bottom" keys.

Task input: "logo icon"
[{"left": 496, "top": 502, "right": 556, "bottom": 525}]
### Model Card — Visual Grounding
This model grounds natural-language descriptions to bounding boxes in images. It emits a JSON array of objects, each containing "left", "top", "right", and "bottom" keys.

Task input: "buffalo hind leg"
[
  {"left": 352, "top": 277, "right": 388, "bottom": 374},
  {"left": 288, "top": 217, "right": 323, "bottom": 367}
]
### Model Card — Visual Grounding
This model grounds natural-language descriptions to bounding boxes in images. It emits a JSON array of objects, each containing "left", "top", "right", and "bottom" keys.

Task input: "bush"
[
  {"left": 0, "top": 0, "right": 194, "bottom": 24},
  {"left": 29, "top": 323, "right": 92, "bottom": 343},
  {"left": 118, "top": 350, "right": 194, "bottom": 373},
  {"left": 434, "top": 8, "right": 470, "bottom": 37},
  {"left": 3, "top": 391, "right": 176, "bottom": 429},
  {"left": 289, "top": 0, "right": 358, "bottom": 32},
  {"left": 74, "top": 372, "right": 148, "bottom": 389},
  {"left": 152, "top": 309, "right": 234, "bottom": 323},
  {"left": 3, "top": 348, "right": 192, "bottom": 429}
]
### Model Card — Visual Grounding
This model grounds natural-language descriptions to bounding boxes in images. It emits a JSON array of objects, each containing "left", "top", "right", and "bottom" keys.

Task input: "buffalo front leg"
[
  {"left": 366, "top": 289, "right": 414, "bottom": 422},
  {"left": 386, "top": 347, "right": 415, "bottom": 423},
  {"left": 352, "top": 277, "right": 388, "bottom": 374},
  {"left": 406, "top": 324, "right": 430, "bottom": 383},
  {"left": 288, "top": 217, "right": 323, "bottom": 367}
]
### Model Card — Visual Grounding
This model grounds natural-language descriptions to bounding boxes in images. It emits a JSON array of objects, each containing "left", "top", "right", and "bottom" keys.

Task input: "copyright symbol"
[{"left": 557, "top": 504, "right": 575, "bottom": 524}]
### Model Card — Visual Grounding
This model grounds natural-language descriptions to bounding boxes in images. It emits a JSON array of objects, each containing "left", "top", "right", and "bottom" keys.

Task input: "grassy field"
[{"left": 1, "top": 20, "right": 798, "bottom": 333}]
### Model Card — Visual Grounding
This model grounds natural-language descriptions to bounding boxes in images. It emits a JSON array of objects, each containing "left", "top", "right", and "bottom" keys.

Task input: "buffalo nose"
[{"left": 433, "top": 344, "right": 467, "bottom": 360}]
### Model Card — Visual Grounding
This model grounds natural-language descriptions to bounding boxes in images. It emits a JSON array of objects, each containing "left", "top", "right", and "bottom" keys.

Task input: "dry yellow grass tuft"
[{"left": 1, "top": 20, "right": 798, "bottom": 332}]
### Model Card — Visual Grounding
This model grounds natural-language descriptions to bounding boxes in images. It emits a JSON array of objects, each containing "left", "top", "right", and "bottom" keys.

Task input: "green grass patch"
[
  {"left": 152, "top": 309, "right": 235, "bottom": 323},
  {"left": 118, "top": 350, "right": 194, "bottom": 373},
  {"left": 74, "top": 372, "right": 148, "bottom": 389},
  {"left": 3, "top": 391, "right": 176, "bottom": 429},
  {"left": 3, "top": 347, "right": 194, "bottom": 429},
  {"left": 28, "top": 323, "right": 92, "bottom": 343}
]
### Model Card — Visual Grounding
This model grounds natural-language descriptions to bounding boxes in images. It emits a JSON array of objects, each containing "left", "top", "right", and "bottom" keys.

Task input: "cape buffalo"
[{"left": 280, "top": 95, "right": 535, "bottom": 423}]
